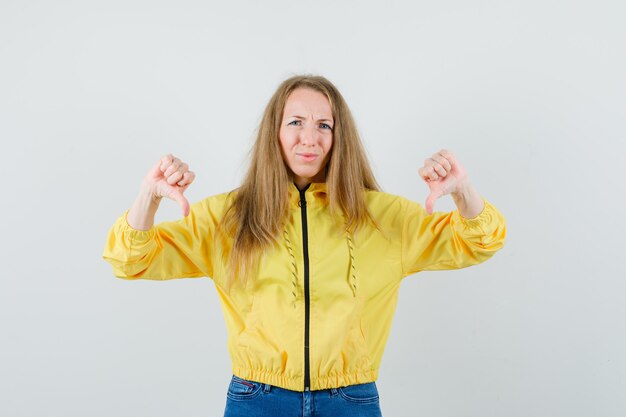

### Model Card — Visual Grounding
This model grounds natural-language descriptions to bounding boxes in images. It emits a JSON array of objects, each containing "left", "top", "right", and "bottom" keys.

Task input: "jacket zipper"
[{"left": 299, "top": 185, "right": 311, "bottom": 391}]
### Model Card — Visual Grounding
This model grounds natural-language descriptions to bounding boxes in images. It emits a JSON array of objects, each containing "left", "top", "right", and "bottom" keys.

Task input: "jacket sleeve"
[
  {"left": 401, "top": 198, "right": 506, "bottom": 277},
  {"left": 102, "top": 196, "right": 223, "bottom": 280}
]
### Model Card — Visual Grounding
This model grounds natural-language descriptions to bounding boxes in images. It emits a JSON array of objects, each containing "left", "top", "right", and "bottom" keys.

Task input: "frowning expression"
[{"left": 279, "top": 88, "right": 334, "bottom": 189}]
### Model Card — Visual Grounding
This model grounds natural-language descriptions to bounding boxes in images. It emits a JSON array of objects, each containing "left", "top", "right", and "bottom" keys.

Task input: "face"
[{"left": 279, "top": 88, "right": 334, "bottom": 189}]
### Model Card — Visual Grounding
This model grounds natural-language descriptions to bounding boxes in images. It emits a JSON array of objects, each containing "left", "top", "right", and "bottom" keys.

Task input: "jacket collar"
[{"left": 289, "top": 182, "right": 329, "bottom": 207}]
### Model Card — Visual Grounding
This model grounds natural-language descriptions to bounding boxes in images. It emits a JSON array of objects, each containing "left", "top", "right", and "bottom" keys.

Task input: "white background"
[{"left": 1, "top": 1, "right": 625, "bottom": 416}]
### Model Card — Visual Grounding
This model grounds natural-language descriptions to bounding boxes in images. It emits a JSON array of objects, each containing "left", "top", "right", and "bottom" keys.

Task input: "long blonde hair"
[{"left": 219, "top": 75, "right": 380, "bottom": 287}]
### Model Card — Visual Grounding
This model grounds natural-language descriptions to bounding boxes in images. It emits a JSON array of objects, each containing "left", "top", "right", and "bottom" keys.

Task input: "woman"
[{"left": 103, "top": 75, "right": 506, "bottom": 416}]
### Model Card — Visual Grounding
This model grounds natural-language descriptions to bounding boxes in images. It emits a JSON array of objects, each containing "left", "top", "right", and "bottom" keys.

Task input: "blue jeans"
[{"left": 223, "top": 375, "right": 383, "bottom": 417}]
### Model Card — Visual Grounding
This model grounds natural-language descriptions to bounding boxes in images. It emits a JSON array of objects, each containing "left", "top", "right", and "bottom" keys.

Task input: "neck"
[{"left": 294, "top": 172, "right": 326, "bottom": 190}]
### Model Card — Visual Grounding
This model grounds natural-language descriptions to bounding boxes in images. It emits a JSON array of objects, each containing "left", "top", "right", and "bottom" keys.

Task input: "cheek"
[
  {"left": 279, "top": 130, "right": 296, "bottom": 149},
  {"left": 323, "top": 136, "right": 333, "bottom": 154},
  {"left": 278, "top": 132, "right": 290, "bottom": 155}
]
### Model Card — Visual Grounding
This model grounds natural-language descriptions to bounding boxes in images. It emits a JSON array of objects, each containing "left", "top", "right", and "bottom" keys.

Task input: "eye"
[
  {"left": 288, "top": 120, "right": 302, "bottom": 126},
  {"left": 320, "top": 123, "right": 333, "bottom": 130}
]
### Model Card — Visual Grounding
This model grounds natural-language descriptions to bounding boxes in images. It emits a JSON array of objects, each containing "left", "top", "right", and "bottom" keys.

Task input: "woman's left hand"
[{"left": 418, "top": 149, "right": 470, "bottom": 214}]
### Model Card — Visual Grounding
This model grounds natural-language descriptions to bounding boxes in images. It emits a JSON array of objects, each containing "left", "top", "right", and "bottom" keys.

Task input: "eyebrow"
[{"left": 286, "top": 115, "right": 334, "bottom": 123}]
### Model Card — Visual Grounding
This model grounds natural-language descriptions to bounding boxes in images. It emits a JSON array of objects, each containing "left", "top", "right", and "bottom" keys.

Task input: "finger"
[
  {"left": 429, "top": 158, "right": 448, "bottom": 177},
  {"left": 431, "top": 154, "right": 452, "bottom": 172},
  {"left": 428, "top": 166, "right": 439, "bottom": 181},
  {"left": 425, "top": 190, "right": 442, "bottom": 215},
  {"left": 437, "top": 150, "right": 456, "bottom": 166},
  {"left": 148, "top": 159, "right": 163, "bottom": 176},
  {"left": 160, "top": 154, "right": 175, "bottom": 172},
  {"left": 166, "top": 170, "right": 184, "bottom": 185},
  {"left": 165, "top": 161, "right": 187, "bottom": 178},
  {"left": 164, "top": 159, "right": 183, "bottom": 177},
  {"left": 177, "top": 171, "right": 195, "bottom": 186},
  {"left": 167, "top": 188, "right": 190, "bottom": 217},
  {"left": 422, "top": 157, "right": 444, "bottom": 180},
  {"left": 419, "top": 167, "right": 439, "bottom": 181}
]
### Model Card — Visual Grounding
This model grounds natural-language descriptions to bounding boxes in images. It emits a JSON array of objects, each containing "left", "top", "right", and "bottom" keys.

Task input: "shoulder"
[
  {"left": 363, "top": 189, "right": 416, "bottom": 215},
  {"left": 362, "top": 190, "right": 432, "bottom": 229},
  {"left": 193, "top": 190, "right": 238, "bottom": 218}
]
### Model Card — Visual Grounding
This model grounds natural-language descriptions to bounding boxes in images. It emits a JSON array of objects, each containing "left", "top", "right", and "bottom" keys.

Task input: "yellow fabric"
[{"left": 102, "top": 183, "right": 506, "bottom": 391}]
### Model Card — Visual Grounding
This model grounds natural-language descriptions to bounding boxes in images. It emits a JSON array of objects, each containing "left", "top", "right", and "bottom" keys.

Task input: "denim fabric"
[{"left": 223, "top": 375, "right": 383, "bottom": 417}]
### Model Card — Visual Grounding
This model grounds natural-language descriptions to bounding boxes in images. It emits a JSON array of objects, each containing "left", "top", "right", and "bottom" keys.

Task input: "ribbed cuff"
[
  {"left": 120, "top": 209, "right": 156, "bottom": 240},
  {"left": 453, "top": 198, "right": 494, "bottom": 228}
]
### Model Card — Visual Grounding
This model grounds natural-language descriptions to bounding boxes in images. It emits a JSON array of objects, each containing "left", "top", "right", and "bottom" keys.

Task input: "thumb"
[
  {"left": 166, "top": 187, "right": 190, "bottom": 217},
  {"left": 425, "top": 189, "right": 442, "bottom": 215}
]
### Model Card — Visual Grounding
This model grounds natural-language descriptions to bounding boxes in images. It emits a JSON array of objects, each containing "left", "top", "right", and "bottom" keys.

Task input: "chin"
[{"left": 294, "top": 169, "right": 321, "bottom": 179}]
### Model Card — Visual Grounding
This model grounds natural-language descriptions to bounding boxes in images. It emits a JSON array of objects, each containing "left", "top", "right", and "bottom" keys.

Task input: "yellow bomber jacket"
[{"left": 102, "top": 182, "right": 506, "bottom": 391}]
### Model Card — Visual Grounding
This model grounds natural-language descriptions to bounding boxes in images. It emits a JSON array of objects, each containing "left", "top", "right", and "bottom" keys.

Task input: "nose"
[{"left": 299, "top": 124, "right": 317, "bottom": 146}]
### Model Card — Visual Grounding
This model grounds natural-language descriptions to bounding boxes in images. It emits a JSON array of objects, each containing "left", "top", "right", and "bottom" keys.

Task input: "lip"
[{"left": 296, "top": 153, "right": 319, "bottom": 162}]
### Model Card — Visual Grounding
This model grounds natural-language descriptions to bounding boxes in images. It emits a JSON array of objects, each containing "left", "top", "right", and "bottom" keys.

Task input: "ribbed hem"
[
  {"left": 310, "top": 370, "right": 378, "bottom": 391},
  {"left": 232, "top": 366, "right": 378, "bottom": 392}
]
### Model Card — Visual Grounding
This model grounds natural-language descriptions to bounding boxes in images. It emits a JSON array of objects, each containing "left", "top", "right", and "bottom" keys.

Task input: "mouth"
[{"left": 296, "top": 153, "right": 319, "bottom": 162}]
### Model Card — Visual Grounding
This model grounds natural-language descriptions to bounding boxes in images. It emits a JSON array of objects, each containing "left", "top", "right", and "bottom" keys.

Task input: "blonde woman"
[{"left": 103, "top": 75, "right": 506, "bottom": 417}]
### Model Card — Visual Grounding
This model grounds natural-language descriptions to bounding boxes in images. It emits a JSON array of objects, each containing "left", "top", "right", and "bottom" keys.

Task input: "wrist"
[
  {"left": 451, "top": 179, "right": 473, "bottom": 200},
  {"left": 450, "top": 180, "right": 484, "bottom": 219},
  {"left": 133, "top": 189, "right": 161, "bottom": 216},
  {"left": 138, "top": 184, "right": 162, "bottom": 207}
]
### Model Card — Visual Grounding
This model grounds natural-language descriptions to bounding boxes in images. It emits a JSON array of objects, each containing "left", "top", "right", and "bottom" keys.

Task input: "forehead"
[{"left": 283, "top": 88, "right": 333, "bottom": 119}]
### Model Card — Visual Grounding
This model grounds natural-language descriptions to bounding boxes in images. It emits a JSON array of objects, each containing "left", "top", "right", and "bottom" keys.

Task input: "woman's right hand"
[{"left": 141, "top": 154, "right": 196, "bottom": 217}]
